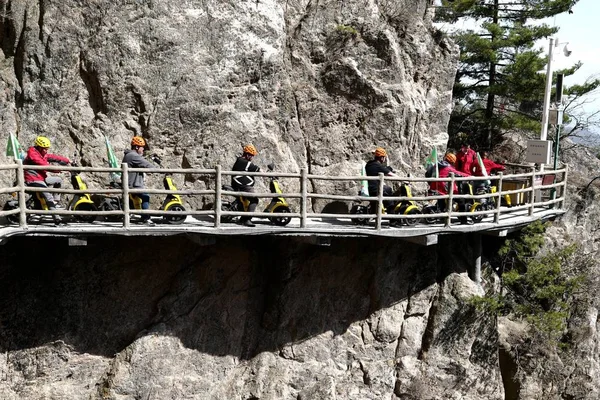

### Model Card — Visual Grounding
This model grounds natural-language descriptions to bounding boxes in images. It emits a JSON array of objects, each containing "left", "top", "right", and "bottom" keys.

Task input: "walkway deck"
[{"left": 0, "top": 206, "right": 565, "bottom": 246}]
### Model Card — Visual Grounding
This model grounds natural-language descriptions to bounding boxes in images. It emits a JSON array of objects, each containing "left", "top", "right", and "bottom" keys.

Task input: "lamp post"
[
  {"left": 539, "top": 38, "right": 570, "bottom": 173},
  {"left": 540, "top": 37, "right": 555, "bottom": 143},
  {"left": 551, "top": 73, "right": 564, "bottom": 205},
  {"left": 553, "top": 73, "right": 564, "bottom": 172}
]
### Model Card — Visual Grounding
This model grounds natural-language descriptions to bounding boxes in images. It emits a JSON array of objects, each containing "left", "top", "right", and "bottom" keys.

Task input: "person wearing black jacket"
[
  {"left": 231, "top": 144, "right": 261, "bottom": 227},
  {"left": 365, "top": 147, "right": 398, "bottom": 211}
]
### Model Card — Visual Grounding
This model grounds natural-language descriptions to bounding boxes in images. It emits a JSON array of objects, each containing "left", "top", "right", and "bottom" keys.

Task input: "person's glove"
[{"left": 150, "top": 154, "right": 162, "bottom": 165}]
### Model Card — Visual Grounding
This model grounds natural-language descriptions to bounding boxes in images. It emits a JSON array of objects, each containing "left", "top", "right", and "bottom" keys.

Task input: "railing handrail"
[{"left": 0, "top": 161, "right": 568, "bottom": 230}]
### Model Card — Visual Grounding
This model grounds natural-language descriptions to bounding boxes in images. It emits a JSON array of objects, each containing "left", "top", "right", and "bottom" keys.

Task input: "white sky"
[{"left": 543, "top": 0, "right": 600, "bottom": 115}]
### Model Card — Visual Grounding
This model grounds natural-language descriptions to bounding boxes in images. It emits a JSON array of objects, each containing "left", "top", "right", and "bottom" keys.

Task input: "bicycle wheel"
[
  {"left": 3, "top": 201, "right": 20, "bottom": 224},
  {"left": 73, "top": 202, "right": 97, "bottom": 223},
  {"left": 269, "top": 206, "right": 291, "bottom": 226},
  {"left": 422, "top": 205, "right": 439, "bottom": 224},
  {"left": 164, "top": 203, "right": 187, "bottom": 224},
  {"left": 471, "top": 204, "right": 484, "bottom": 223},
  {"left": 350, "top": 204, "right": 369, "bottom": 225},
  {"left": 220, "top": 203, "right": 235, "bottom": 223},
  {"left": 402, "top": 207, "right": 421, "bottom": 226},
  {"left": 100, "top": 201, "right": 123, "bottom": 222}
]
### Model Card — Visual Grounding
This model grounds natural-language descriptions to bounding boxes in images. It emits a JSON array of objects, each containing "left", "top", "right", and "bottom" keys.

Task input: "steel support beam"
[{"left": 469, "top": 233, "right": 482, "bottom": 285}]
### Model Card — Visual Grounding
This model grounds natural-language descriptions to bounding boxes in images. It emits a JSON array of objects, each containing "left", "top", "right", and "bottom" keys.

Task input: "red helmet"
[{"left": 131, "top": 136, "right": 146, "bottom": 147}]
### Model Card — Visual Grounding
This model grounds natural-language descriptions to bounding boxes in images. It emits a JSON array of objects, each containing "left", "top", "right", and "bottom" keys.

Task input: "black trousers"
[
  {"left": 234, "top": 185, "right": 258, "bottom": 221},
  {"left": 369, "top": 184, "right": 395, "bottom": 212}
]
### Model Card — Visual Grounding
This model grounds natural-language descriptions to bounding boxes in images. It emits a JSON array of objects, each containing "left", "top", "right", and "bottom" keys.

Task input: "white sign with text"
[{"left": 526, "top": 140, "right": 552, "bottom": 164}]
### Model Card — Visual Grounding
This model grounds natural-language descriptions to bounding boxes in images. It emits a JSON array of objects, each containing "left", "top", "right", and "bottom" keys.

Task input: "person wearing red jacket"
[
  {"left": 429, "top": 153, "right": 470, "bottom": 195},
  {"left": 23, "top": 136, "right": 71, "bottom": 224},
  {"left": 456, "top": 142, "right": 477, "bottom": 175},
  {"left": 428, "top": 152, "right": 473, "bottom": 224}
]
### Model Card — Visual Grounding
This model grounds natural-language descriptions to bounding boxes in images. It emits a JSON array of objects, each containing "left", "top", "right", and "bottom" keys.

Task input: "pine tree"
[{"left": 436, "top": 0, "right": 587, "bottom": 149}]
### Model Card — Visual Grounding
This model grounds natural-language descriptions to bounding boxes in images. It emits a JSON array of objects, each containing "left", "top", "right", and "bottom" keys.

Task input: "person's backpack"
[{"left": 425, "top": 164, "right": 436, "bottom": 178}]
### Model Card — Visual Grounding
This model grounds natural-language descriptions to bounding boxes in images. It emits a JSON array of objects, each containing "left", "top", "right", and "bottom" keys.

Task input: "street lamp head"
[{"left": 563, "top": 44, "right": 572, "bottom": 57}]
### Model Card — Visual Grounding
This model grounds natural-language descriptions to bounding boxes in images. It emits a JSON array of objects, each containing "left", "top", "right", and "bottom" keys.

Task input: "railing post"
[
  {"left": 494, "top": 172, "right": 503, "bottom": 224},
  {"left": 122, "top": 162, "right": 130, "bottom": 228},
  {"left": 561, "top": 164, "right": 568, "bottom": 209},
  {"left": 446, "top": 173, "right": 455, "bottom": 227},
  {"left": 376, "top": 173, "right": 384, "bottom": 231},
  {"left": 300, "top": 168, "right": 307, "bottom": 228},
  {"left": 16, "top": 160, "right": 27, "bottom": 227},
  {"left": 214, "top": 165, "right": 221, "bottom": 228},
  {"left": 529, "top": 167, "right": 536, "bottom": 216}
]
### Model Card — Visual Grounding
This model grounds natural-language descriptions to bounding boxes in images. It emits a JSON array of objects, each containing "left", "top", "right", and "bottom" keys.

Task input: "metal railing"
[{"left": 0, "top": 161, "right": 567, "bottom": 231}]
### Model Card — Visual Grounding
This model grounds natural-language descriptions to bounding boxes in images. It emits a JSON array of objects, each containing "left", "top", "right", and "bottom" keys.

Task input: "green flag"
[
  {"left": 105, "top": 136, "right": 121, "bottom": 182},
  {"left": 424, "top": 147, "right": 438, "bottom": 178},
  {"left": 5, "top": 133, "right": 23, "bottom": 160}
]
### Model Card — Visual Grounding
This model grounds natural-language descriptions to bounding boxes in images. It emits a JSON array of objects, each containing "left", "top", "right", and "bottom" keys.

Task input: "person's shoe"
[
  {"left": 54, "top": 203, "right": 65, "bottom": 210},
  {"left": 54, "top": 216, "right": 66, "bottom": 226},
  {"left": 240, "top": 220, "right": 255, "bottom": 227},
  {"left": 461, "top": 218, "right": 474, "bottom": 225},
  {"left": 139, "top": 219, "right": 155, "bottom": 226}
]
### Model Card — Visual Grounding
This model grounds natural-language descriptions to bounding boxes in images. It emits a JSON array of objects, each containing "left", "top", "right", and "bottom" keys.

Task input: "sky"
[{"left": 544, "top": 0, "right": 600, "bottom": 116}]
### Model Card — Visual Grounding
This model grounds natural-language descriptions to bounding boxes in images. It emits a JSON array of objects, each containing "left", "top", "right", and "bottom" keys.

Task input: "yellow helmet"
[
  {"left": 131, "top": 136, "right": 146, "bottom": 147},
  {"left": 243, "top": 144, "right": 258, "bottom": 156},
  {"left": 34, "top": 136, "right": 51, "bottom": 148},
  {"left": 374, "top": 147, "right": 387, "bottom": 157}
]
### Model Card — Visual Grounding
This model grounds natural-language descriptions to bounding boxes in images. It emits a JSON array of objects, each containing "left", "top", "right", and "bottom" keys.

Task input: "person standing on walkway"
[
  {"left": 23, "top": 136, "right": 71, "bottom": 225},
  {"left": 122, "top": 136, "right": 157, "bottom": 226},
  {"left": 231, "top": 144, "right": 261, "bottom": 227},
  {"left": 456, "top": 142, "right": 477, "bottom": 175}
]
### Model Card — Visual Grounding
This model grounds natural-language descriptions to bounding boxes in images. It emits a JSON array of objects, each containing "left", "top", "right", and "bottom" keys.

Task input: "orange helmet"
[
  {"left": 131, "top": 136, "right": 146, "bottom": 147},
  {"left": 444, "top": 153, "right": 457, "bottom": 164},
  {"left": 374, "top": 147, "right": 387, "bottom": 157},
  {"left": 243, "top": 144, "right": 258, "bottom": 156}
]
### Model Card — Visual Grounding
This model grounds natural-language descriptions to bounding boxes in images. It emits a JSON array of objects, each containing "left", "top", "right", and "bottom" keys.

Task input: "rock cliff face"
[
  {"left": 0, "top": 0, "right": 456, "bottom": 207},
  {"left": 1, "top": 1, "right": 599, "bottom": 400},
  {"left": 0, "top": 235, "right": 503, "bottom": 400}
]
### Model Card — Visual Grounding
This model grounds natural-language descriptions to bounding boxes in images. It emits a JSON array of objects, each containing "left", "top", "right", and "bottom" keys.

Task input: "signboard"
[
  {"left": 526, "top": 140, "right": 552, "bottom": 164},
  {"left": 549, "top": 109, "right": 564, "bottom": 126}
]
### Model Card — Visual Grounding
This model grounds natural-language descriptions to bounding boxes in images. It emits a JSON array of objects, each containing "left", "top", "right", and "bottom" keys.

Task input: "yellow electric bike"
[{"left": 221, "top": 164, "right": 292, "bottom": 226}]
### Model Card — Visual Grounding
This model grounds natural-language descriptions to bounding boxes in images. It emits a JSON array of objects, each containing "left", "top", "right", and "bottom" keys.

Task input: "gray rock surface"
[
  {"left": 0, "top": 236, "right": 503, "bottom": 400},
  {"left": 1, "top": 1, "right": 600, "bottom": 400},
  {"left": 0, "top": 0, "right": 456, "bottom": 210}
]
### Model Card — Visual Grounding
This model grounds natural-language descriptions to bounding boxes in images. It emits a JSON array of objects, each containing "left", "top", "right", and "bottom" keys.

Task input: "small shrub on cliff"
[
  {"left": 471, "top": 221, "right": 585, "bottom": 347},
  {"left": 335, "top": 24, "right": 359, "bottom": 37}
]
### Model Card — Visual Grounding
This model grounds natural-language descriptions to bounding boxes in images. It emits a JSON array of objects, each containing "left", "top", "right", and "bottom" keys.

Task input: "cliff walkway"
[{"left": 0, "top": 161, "right": 567, "bottom": 248}]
